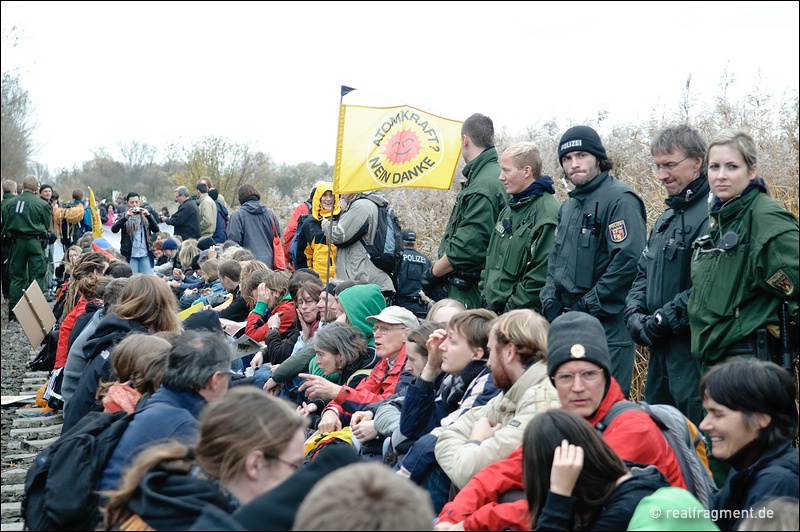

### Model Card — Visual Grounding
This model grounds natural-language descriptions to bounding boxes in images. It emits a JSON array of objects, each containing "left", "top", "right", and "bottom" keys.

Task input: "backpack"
[
  {"left": 42, "top": 367, "right": 65, "bottom": 411},
  {"left": 21, "top": 397, "right": 150, "bottom": 531},
  {"left": 57, "top": 202, "right": 86, "bottom": 246},
  {"left": 596, "top": 400, "right": 718, "bottom": 509},
  {"left": 28, "top": 325, "right": 59, "bottom": 373},
  {"left": 350, "top": 195, "right": 403, "bottom": 283}
]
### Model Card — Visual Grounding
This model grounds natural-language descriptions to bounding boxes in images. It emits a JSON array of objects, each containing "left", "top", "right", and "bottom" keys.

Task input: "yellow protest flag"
[
  {"left": 333, "top": 104, "right": 462, "bottom": 194},
  {"left": 87, "top": 186, "right": 103, "bottom": 240}
]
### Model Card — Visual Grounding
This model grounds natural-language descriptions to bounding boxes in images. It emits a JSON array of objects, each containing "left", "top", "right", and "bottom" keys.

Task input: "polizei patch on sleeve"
[
  {"left": 608, "top": 220, "right": 628, "bottom": 243},
  {"left": 767, "top": 269, "right": 794, "bottom": 295}
]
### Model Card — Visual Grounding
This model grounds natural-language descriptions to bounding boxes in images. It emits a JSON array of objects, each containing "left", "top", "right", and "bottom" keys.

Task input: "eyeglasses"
[
  {"left": 298, "top": 298, "right": 317, "bottom": 307},
  {"left": 553, "top": 368, "right": 603, "bottom": 388},
  {"left": 266, "top": 455, "right": 301, "bottom": 470},
  {"left": 372, "top": 325, "right": 406, "bottom": 335},
  {"left": 650, "top": 156, "right": 691, "bottom": 174}
]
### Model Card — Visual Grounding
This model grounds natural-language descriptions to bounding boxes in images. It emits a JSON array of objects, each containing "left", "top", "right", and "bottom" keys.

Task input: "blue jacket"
[
  {"left": 712, "top": 440, "right": 799, "bottom": 530},
  {"left": 99, "top": 386, "right": 207, "bottom": 492},
  {"left": 180, "top": 278, "right": 227, "bottom": 309}
]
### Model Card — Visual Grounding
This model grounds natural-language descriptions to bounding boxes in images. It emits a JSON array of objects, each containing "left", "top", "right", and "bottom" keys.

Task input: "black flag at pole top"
[{"left": 341, "top": 85, "right": 356, "bottom": 97}]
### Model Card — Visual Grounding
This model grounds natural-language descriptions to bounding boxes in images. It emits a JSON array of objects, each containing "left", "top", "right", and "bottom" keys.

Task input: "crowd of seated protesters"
[{"left": 30, "top": 189, "right": 798, "bottom": 532}]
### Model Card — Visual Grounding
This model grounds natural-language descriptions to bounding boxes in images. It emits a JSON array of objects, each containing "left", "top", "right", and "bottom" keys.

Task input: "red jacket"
[
  {"left": 586, "top": 378, "right": 686, "bottom": 489},
  {"left": 324, "top": 345, "right": 409, "bottom": 418},
  {"left": 438, "top": 447, "right": 531, "bottom": 531},
  {"left": 55, "top": 297, "right": 87, "bottom": 369},
  {"left": 283, "top": 201, "right": 310, "bottom": 269},
  {"left": 437, "top": 378, "right": 687, "bottom": 530},
  {"left": 245, "top": 299, "right": 296, "bottom": 342}
]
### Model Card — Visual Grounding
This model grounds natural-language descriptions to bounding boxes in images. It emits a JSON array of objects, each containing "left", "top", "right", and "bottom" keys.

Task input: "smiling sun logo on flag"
[
  {"left": 366, "top": 107, "right": 450, "bottom": 188},
  {"left": 334, "top": 104, "right": 462, "bottom": 193},
  {"left": 381, "top": 128, "right": 421, "bottom": 164}
]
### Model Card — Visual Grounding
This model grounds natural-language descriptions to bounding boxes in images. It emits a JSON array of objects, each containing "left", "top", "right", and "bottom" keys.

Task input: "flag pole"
[{"left": 324, "top": 85, "right": 356, "bottom": 318}]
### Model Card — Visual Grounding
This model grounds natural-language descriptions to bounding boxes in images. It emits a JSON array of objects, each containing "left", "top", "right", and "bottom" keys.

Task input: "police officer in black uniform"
[{"left": 396, "top": 229, "right": 432, "bottom": 318}]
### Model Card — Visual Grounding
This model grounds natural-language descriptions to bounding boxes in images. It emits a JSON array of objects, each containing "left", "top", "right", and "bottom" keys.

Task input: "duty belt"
[{"left": 723, "top": 328, "right": 779, "bottom": 363}]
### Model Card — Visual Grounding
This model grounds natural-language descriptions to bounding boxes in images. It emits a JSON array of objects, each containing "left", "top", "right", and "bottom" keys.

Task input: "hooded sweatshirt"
[
  {"left": 295, "top": 182, "right": 341, "bottom": 278},
  {"left": 114, "top": 466, "right": 236, "bottom": 531},
  {"left": 335, "top": 283, "right": 384, "bottom": 345},
  {"left": 61, "top": 313, "right": 148, "bottom": 433},
  {"left": 226, "top": 199, "right": 282, "bottom": 268}
]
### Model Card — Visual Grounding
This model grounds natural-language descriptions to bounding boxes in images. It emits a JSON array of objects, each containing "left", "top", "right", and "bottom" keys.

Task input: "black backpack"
[
  {"left": 21, "top": 397, "right": 151, "bottom": 531},
  {"left": 347, "top": 195, "right": 403, "bottom": 284},
  {"left": 28, "top": 325, "right": 59, "bottom": 373}
]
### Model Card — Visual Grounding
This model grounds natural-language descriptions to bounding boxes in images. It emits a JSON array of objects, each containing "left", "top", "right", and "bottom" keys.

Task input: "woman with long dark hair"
[{"left": 522, "top": 409, "right": 669, "bottom": 530}]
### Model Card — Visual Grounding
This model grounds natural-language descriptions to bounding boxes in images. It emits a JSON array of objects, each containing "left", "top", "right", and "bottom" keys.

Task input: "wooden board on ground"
[
  {"left": 12, "top": 281, "right": 56, "bottom": 348},
  {"left": 1, "top": 395, "right": 37, "bottom": 406}
]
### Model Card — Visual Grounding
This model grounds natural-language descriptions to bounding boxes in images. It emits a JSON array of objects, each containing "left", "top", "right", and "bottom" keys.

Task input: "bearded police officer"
[
  {"left": 1, "top": 174, "right": 52, "bottom": 321},
  {"left": 624, "top": 125, "right": 709, "bottom": 425},
  {"left": 396, "top": 229, "right": 432, "bottom": 318},
  {"left": 540, "top": 126, "right": 646, "bottom": 397}
]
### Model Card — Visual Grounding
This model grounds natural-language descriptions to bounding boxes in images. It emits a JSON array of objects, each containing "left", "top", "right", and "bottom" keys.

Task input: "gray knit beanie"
[{"left": 546, "top": 311, "right": 612, "bottom": 382}]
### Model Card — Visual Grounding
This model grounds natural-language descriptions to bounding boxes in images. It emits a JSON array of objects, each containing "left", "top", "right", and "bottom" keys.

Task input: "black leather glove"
[
  {"left": 542, "top": 299, "right": 565, "bottom": 323},
  {"left": 644, "top": 314, "right": 671, "bottom": 341},
  {"left": 622, "top": 305, "right": 640, "bottom": 325},
  {"left": 627, "top": 312, "right": 653, "bottom": 346},
  {"left": 421, "top": 266, "right": 448, "bottom": 303},
  {"left": 569, "top": 298, "right": 589, "bottom": 314}
]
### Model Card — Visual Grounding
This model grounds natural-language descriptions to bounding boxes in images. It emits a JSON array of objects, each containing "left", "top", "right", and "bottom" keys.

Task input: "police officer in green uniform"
[
  {"left": 1, "top": 179, "right": 19, "bottom": 303},
  {"left": 689, "top": 129, "right": 799, "bottom": 371},
  {"left": 624, "top": 125, "right": 709, "bottom": 425},
  {"left": 481, "top": 141, "right": 558, "bottom": 315},
  {"left": 422, "top": 113, "right": 507, "bottom": 309},
  {"left": 1, "top": 174, "right": 52, "bottom": 321},
  {"left": 541, "top": 126, "right": 646, "bottom": 397}
]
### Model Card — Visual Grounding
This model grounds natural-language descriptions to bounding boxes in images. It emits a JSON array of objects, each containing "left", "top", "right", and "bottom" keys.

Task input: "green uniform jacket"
[
  {"left": 1, "top": 192, "right": 16, "bottom": 233},
  {"left": 626, "top": 176, "right": 710, "bottom": 332},
  {"left": 688, "top": 185, "right": 799, "bottom": 364},
  {"left": 541, "top": 171, "right": 646, "bottom": 318},
  {"left": 1, "top": 190, "right": 52, "bottom": 238},
  {"left": 481, "top": 181, "right": 559, "bottom": 313},
  {"left": 438, "top": 147, "right": 507, "bottom": 275}
]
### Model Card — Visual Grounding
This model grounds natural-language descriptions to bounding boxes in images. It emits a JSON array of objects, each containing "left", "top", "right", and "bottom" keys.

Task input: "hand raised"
[{"left": 549, "top": 439, "right": 584, "bottom": 496}]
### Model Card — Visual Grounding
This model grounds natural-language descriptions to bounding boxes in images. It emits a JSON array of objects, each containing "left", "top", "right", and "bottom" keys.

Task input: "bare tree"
[
  {"left": 1, "top": 71, "right": 34, "bottom": 181},
  {"left": 180, "top": 136, "right": 273, "bottom": 207}
]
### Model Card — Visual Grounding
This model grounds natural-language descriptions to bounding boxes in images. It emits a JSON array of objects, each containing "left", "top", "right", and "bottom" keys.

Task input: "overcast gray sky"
[{"left": 2, "top": 1, "right": 798, "bottom": 173}]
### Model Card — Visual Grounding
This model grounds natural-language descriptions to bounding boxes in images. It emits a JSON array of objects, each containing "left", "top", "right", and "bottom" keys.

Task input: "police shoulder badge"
[
  {"left": 767, "top": 269, "right": 794, "bottom": 295},
  {"left": 608, "top": 220, "right": 627, "bottom": 243}
]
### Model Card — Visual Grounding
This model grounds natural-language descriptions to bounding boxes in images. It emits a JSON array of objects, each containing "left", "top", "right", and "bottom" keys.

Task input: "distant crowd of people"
[{"left": 1, "top": 116, "right": 797, "bottom": 531}]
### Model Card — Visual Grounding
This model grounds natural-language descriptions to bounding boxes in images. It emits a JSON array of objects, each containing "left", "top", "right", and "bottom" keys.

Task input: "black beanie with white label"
[{"left": 558, "top": 125, "right": 608, "bottom": 163}]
